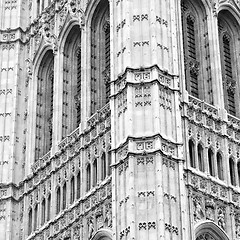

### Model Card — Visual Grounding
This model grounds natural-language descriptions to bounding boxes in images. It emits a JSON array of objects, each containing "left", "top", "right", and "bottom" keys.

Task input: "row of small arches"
[
  {"left": 189, "top": 139, "right": 240, "bottom": 186},
  {"left": 28, "top": 151, "right": 111, "bottom": 235}
]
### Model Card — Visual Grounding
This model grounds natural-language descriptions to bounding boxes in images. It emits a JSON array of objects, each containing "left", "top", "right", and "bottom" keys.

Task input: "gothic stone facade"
[{"left": 0, "top": 0, "right": 240, "bottom": 239}]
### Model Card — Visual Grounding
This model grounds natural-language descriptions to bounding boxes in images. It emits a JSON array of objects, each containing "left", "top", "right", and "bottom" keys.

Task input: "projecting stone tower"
[{"left": 110, "top": 1, "right": 187, "bottom": 239}]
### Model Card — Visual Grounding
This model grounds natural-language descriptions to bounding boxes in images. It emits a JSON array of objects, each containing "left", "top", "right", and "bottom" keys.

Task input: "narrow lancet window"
[{"left": 35, "top": 50, "right": 54, "bottom": 160}]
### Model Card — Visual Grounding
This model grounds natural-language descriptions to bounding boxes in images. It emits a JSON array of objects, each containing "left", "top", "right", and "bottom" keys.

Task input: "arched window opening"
[
  {"left": 56, "top": 187, "right": 61, "bottom": 214},
  {"left": 217, "top": 152, "right": 224, "bottom": 180},
  {"left": 181, "top": 0, "right": 213, "bottom": 103},
  {"left": 101, "top": 153, "right": 106, "bottom": 180},
  {"left": 208, "top": 149, "right": 214, "bottom": 176},
  {"left": 86, "top": 164, "right": 91, "bottom": 191},
  {"left": 93, "top": 159, "right": 98, "bottom": 187},
  {"left": 28, "top": 208, "right": 32, "bottom": 235},
  {"left": 197, "top": 144, "right": 204, "bottom": 172},
  {"left": 218, "top": 11, "right": 239, "bottom": 116},
  {"left": 189, "top": 140, "right": 195, "bottom": 168},
  {"left": 195, "top": 220, "right": 230, "bottom": 240},
  {"left": 107, "top": 150, "right": 111, "bottom": 176},
  {"left": 62, "top": 182, "right": 67, "bottom": 210},
  {"left": 41, "top": 198, "right": 46, "bottom": 225},
  {"left": 35, "top": 50, "right": 54, "bottom": 160},
  {"left": 47, "top": 194, "right": 51, "bottom": 221},
  {"left": 90, "top": 0, "right": 110, "bottom": 114},
  {"left": 37, "top": 0, "right": 40, "bottom": 16},
  {"left": 33, "top": 204, "right": 38, "bottom": 231},
  {"left": 77, "top": 171, "right": 81, "bottom": 199},
  {"left": 62, "top": 25, "right": 81, "bottom": 139},
  {"left": 238, "top": 162, "right": 240, "bottom": 186},
  {"left": 70, "top": 176, "right": 75, "bottom": 204},
  {"left": 229, "top": 158, "right": 236, "bottom": 186},
  {"left": 41, "top": 0, "right": 44, "bottom": 11}
]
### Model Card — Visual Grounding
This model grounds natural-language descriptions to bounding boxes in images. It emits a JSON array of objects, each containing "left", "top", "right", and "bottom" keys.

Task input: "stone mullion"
[
  {"left": 208, "top": 13, "right": 224, "bottom": 109},
  {"left": 53, "top": 49, "right": 63, "bottom": 151},
  {"left": 80, "top": 25, "right": 89, "bottom": 128}
]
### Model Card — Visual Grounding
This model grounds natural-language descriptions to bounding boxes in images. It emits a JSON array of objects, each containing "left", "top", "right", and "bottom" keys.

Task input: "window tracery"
[
  {"left": 90, "top": 0, "right": 110, "bottom": 114},
  {"left": 218, "top": 11, "right": 240, "bottom": 116},
  {"left": 196, "top": 233, "right": 217, "bottom": 240},
  {"left": 181, "top": 0, "right": 213, "bottom": 103},
  {"left": 35, "top": 50, "right": 54, "bottom": 160},
  {"left": 62, "top": 26, "right": 81, "bottom": 139}
]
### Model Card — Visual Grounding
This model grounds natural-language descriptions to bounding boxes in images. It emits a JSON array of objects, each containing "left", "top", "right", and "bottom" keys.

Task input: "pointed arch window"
[
  {"left": 90, "top": 0, "right": 110, "bottom": 114},
  {"left": 62, "top": 182, "right": 67, "bottom": 210},
  {"left": 47, "top": 194, "right": 51, "bottom": 221},
  {"left": 33, "top": 204, "right": 38, "bottom": 231},
  {"left": 70, "top": 176, "right": 75, "bottom": 204},
  {"left": 181, "top": 0, "right": 213, "bottom": 103},
  {"left": 217, "top": 152, "right": 224, "bottom": 180},
  {"left": 197, "top": 144, "right": 204, "bottom": 172},
  {"left": 41, "top": 198, "right": 46, "bottom": 225},
  {"left": 41, "top": 0, "right": 44, "bottom": 11},
  {"left": 229, "top": 157, "right": 236, "bottom": 186},
  {"left": 35, "top": 50, "right": 54, "bottom": 160},
  {"left": 107, "top": 149, "right": 111, "bottom": 176},
  {"left": 77, "top": 171, "right": 81, "bottom": 199},
  {"left": 222, "top": 34, "right": 235, "bottom": 115},
  {"left": 28, "top": 208, "right": 33, "bottom": 235},
  {"left": 208, "top": 149, "right": 214, "bottom": 176},
  {"left": 62, "top": 26, "right": 81, "bottom": 139},
  {"left": 101, "top": 153, "right": 106, "bottom": 180},
  {"left": 56, "top": 187, "right": 61, "bottom": 214},
  {"left": 189, "top": 139, "right": 195, "bottom": 168},
  {"left": 37, "top": 0, "right": 40, "bottom": 16},
  {"left": 218, "top": 12, "right": 238, "bottom": 116},
  {"left": 86, "top": 164, "right": 91, "bottom": 191},
  {"left": 93, "top": 159, "right": 98, "bottom": 187}
]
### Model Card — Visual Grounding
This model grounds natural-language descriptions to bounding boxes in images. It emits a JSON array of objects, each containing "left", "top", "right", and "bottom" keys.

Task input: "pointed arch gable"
[
  {"left": 195, "top": 220, "right": 230, "bottom": 240},
  {"left": 91, "top": 229, "right": 113, "bottom": 240},
  {"left": 85, "top": 0, "right": 109, "bottom": 27},
  {"left": 33, "top": 36, "right": 53, "bottom": 66},
  {"left": 218, "top": 3, "right": 240, "bottom": 22},
  {"left": 58, "top": 18, "right": 81, "bottom": 52}
]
